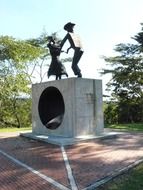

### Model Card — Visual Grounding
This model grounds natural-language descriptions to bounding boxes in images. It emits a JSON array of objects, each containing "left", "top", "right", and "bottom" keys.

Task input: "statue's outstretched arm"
[{"left": 60, "top": 34, "right": 68, "bottom": 49}]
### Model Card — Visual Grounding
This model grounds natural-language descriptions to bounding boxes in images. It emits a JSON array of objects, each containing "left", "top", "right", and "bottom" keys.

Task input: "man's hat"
[{"left": 64, "top": 22, "right": 75, "bottom": 31}]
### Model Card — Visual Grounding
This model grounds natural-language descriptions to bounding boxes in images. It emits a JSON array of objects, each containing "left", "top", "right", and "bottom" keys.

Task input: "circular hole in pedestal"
[{"left": 38, "top": 86, "right": 65, "bottom": 130}]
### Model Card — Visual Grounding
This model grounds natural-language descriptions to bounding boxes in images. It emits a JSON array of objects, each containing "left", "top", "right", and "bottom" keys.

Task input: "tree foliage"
[
  {"left": 0, "top": 35, "right": 46, "bottom": 128},
  {"left": 102, "top": 24, "right": 143, "bottom": 124}
]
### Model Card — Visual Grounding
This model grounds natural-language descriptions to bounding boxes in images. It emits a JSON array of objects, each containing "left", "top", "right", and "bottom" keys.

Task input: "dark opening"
[{"left": 38, "top": 86, "right": 65, "bottom": 130}]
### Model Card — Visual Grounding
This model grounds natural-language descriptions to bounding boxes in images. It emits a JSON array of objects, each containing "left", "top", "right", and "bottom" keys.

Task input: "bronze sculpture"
[
  {"left": 60, "top": 22, "right": 83, "bottom": 78},
  {"left": 47, "top": 36, "right": 68, "bottom": 80}
]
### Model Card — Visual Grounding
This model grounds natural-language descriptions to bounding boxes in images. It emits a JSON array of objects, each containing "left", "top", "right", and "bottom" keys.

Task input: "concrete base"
[
  {"left": 20, "top": 131, "right": 119, "bottom": 146},
  {"left": 32, "top": 78, "right": 104, "bottom": 142}
]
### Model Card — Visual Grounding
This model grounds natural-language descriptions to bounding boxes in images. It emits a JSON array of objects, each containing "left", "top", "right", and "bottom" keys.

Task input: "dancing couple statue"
[{"left": 47, "top": 22, "right": 84, "bottom": 80}]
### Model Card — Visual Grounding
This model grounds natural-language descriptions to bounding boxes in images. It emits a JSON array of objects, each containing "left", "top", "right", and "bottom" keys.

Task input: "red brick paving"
[
  {"left": 0, "top": 134, "right": 70, "bottom": 189},
  {"left": 65, "top": 132, "right": 143, "bottom": 189},
  {"left": 1, "top": 132, "right": 143, "bottom": 190},
  {"left": 0, "top": 154, "right": 61, "bottom": 190}
]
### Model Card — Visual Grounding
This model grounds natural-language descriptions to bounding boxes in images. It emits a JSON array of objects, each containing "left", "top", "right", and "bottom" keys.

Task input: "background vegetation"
[
  {"left": 0, "top": 33, "right": 49, "bottom": 128},
  {"left": 102, "top": 23, "right": 143, "bottom": 124}
]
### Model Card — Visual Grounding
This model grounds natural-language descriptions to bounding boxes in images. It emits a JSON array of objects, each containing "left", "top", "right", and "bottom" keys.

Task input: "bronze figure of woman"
[{"left": 47, "top": 36, "right": 68, "bottom": 80}]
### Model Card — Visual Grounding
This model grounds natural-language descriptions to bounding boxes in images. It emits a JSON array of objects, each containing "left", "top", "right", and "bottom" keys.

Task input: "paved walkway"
[{"left": 1, "top": 131, "right": 143, "bottom": 190}]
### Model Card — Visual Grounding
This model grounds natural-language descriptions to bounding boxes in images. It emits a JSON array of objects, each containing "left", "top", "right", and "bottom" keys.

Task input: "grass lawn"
[
  {"left": 97, "top": 162, "right": 143, "bottom": 190},
  {"left": 0, "top": 126, "right": 32, "bottom": 132},
  {"left": 106, "top": 123, "right": 143, "bottom": 132}
]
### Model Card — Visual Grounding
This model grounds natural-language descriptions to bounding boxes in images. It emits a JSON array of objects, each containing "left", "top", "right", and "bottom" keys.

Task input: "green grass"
[
  {"left": 0, "top": 126, "right": 32, "bottom": 132},
  {"left": 105, "top": 123, "right": 143, "bottom": 132},
  {"left": 97, "top": 162, "right": 143, "bottom": 190}
]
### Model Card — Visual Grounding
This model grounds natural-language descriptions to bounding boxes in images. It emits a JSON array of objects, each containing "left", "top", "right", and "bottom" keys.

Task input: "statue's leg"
[
  {"left": 72, "top": 48, "right": 83, "bottom": 76},
  {"left": 75, "top": 50, "right": 83, "bottom": 64}
]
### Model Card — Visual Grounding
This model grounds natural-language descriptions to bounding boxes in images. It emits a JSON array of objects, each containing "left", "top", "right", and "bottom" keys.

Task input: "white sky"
[{"left": 1, "top": 0, "right": 143, "bottom": 93}]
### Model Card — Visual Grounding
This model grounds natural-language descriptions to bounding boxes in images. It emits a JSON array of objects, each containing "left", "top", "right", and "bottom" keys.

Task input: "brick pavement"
[
  {"left": 66, "top": 132, "right": 143, "bottom": 189},
  {"left": 1, "top": 132, "right": 143, "bottom": 190},
  {"left": 0, "top": 154, "right": 60, "bottom": 190},
  {"left": 0, "top": 134, "right": 70, "bottom": 189}
]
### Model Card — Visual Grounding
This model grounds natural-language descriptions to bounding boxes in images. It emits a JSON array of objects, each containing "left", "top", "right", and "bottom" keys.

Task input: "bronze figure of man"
[{"left": 60, "top": 22, "right": 83, "bottom": 78}]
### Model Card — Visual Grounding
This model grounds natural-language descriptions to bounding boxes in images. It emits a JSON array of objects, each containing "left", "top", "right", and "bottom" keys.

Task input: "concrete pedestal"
[{"left": 32, "top": 78, "right": 104, "bottom": 139}]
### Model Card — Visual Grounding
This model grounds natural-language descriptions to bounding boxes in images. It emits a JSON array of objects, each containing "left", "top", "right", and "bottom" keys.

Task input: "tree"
[
  {"left": 101, "top": 24, "right": 143, "bottom": 123},
  {"left": 0, "top": 35, "right": 46, "bottom": 127}
]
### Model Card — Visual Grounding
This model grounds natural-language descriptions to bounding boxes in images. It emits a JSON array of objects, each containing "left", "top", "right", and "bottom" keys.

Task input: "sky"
[{"left": 1, "top": 0, "right": 143, "bottom": 93}]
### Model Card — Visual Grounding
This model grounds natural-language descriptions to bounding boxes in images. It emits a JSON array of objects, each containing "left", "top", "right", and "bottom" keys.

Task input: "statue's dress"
[{"left": 47, "top": 43, "right": 68, "bottom": 79}]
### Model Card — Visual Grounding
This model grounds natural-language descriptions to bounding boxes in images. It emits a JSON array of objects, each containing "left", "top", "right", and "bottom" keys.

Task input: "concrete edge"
[{"left": 20, "top": 132, "right": 121, "bottom": 146}]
